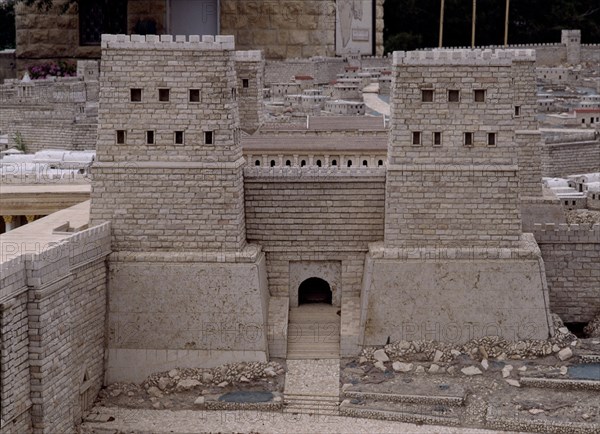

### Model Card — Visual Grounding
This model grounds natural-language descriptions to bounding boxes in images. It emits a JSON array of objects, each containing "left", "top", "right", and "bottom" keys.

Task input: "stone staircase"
[
  {"left": 283, "top": 359, "right": 340, "bottom": 417},
  {"left": 287, "top": 304, "right": 340, "bottom": 360},
  {"left": 283, "top": 393, "right": 340, "bottom": 416}
]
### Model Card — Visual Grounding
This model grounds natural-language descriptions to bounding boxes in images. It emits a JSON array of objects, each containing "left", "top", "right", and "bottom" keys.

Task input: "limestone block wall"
[
  {"left": 0, "top": 222, "right": 111, "bottom": 434},
  {"left": 235, "top": 50, "right": 265, "bottom": 133},
  {"left": 386, "top": 50, "right": 536, "bottom": 248},
  {"left": 243, "top": 167, "right": 385, "bottom": 299},
  {"left": 0, "top": 50, "right": 16, "bottom": 83},
  {"left": 581, "top": 44, "right": 600, "bottom": 64},
  {"left": 91, "top": 34, "right": 246, "bottom": 252},
  {"left": 541, "top": 140, "right": 600, "bottom": 178},
  {"left": 0, "top": 71, "right": 99, "bottom": 152},
  {"left": 533, "top": 224, "right": 600, "bottom": 323}
]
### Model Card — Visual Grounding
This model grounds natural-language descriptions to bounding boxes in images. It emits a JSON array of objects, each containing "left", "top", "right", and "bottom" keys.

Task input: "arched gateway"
[{"left": 298, "top": 277, "right": 332, "bottom": 305}]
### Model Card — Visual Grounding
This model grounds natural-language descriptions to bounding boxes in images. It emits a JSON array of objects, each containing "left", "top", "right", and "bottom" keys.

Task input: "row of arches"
[{"left": 254, "top": 159, "right": 385, "bottom": 168}]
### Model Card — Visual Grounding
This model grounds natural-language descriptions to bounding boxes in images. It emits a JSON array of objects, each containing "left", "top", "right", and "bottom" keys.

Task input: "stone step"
[
  {"left": 342, "top": 390, "right": 465, "bottom": 407},
  {"left": 283, "top": 407, "right": 340, "bottom": 416},
  {"left": 287, "top": 353, "right": 340, "bottom": 360},
  {"left": 339, "top": 403, "right": 461, "bottom": 427},
  {"left": 579, "top": 354, "right": 600, "bottom": 363},
  {"left": 285, "top": 394, "right": 339, "bottom": 403},
  {"left": 520, "top": 377, "right": 600, "bottom": 391}
]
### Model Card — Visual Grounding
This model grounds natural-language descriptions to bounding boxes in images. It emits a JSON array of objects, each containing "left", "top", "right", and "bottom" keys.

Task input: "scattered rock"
[
  {"left": 518, "top": 366, "right": 527, "bottom": 372},
  {"left": 374, "top": 361, "right": 387, "bottom": 372},
  {"left": 481, "top": 359, "right": 489, "bottom": 370},
  {"left": 582, "top": 413, "right": 591, "bottom": 420},
  {"left": 342, "top": 383, "right": 353, "bottom": 392},
  {"left": 557, "top": 347, "right": 573, "bottom": 361},
  {"left": 217, "top": 381, "right": 228, "bottom": 388},
  {"left": 461, "top": 366, "right": 482, "bottom": 376},
  {"left": 109, "top": 388, "right": 122, "bottom": 398},
  {"left": 273, "top": 396, "right": 283, "bottom": 403},
  {"left": 359, "top": 356, "right": 367, "bottom": 364},
  {"left": 502, "top": 366, "right": 513, "bottom": 378},
  {"left": 558, "top": 327, "right": 569, "bottom": 335},
  {"left": 529, "top": 408, "right": 544, "bottom": 415},
  {"left": 168, "top": 369, "right": 179, "bottom": 378},
  {"left": 194, "top": 396, "right": 205, "bottom": 405},
  {"left": 373, "top": 349, "right": 389, "bottom": 363},
  {"left": 202, "top": 372, "right": 213, "bottom": 383},
  {"left": 560, "top": 366, "right": 568, "bottom": 375},
  {"left": 433, "top": 350, "right": 443, "bottom": 362},
  {"left": 415, "top": 366, "right": 425, "bottom": 374},
  {"left": 505, "top": 379, "right": 521, "bottom": 387},
  {"left": 239, "top": 376, "right": 250, "bottom": 383},
  {"left": 152, "top": 402, "right": 162, "bottom": 409},
  {"left": 446, "top": 366, "right": 456, "bottom": 374},
  {"left": 552, "top": 344, "right": 560, "bottom": 353},
  {"left": 177, "top": 379, "right": 201, "bottom": 390},
  {"left": 264, "top": 367, "right": 277, "bottom": 377},
  {"left": 147, "top": 387, "right": 163, "bottom": 398},
  {"left": 392, "top": 362, "right": 413, "bottom": 373},
  {"left": 428, "top": 364, "right": 440, "bottom": 373},
  {"left": 450, "top": 349, "right": 461, "bottom": 357},
  {"left": 157, "top": 377, "right": 171, "bottom": 391}
]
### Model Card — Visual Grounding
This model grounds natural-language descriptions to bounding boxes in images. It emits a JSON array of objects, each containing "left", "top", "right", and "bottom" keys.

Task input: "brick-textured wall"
[
  {"left": 541, "top": 140, "right": 600, "bottom": 178},
  {"left": 244, "top": 167, "right": 385, "bottom": 297},
  {"left": 235, "top": 51, "right": 264, "bottom": 133},
  {"left": 0, "top": 222, "right": 110, "bottom": 434},
  {"left": 386, "top": 50, "right": 536, "bottom": 248},
  {"left": 91, "top": 35, "right": 247, "bottom": 252},
  {"left": 533, "top": 224, "right": 600, "bottom": 323},
  {"left": 0, "top": 72, "right": 98, "bottom": 153}
]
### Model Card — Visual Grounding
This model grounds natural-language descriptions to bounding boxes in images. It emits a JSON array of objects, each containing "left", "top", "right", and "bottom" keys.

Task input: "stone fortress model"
[{"left": 1, "top": 30, "right": 599, "bottom": 434}]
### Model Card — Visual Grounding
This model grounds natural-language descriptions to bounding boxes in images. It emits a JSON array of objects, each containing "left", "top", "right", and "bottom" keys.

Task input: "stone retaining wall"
[
  {"left": 0, "top": 222, "right": 111, "bottom": 434},
  {"left": 533, "top": 223, "right": 600, "bottom": 323},
  {"left": 541, "top": 140, "right": 600, "bottom": 178}
]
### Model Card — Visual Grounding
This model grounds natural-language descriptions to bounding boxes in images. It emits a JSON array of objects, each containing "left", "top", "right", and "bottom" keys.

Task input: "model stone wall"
[
  {"left": 243, "top": 167, "right": 385, "bottom": 301},
  {"left": 534, "top": 224, "right": 600, "bottom": 323},
  {"left": 541, "top": 140, "right": 600, "bottom": 178},
  {"left": 264, "top": 57, "right": 347, "bottom": 85},
  {"left": 235, "top": 51, "right": 265, "bottom": 133},
  {"left": 0, "top": 222, "right": 110, "bottom": 434},
  {"left": 0, "top": 63, "right": 99, "bottom": 153}
]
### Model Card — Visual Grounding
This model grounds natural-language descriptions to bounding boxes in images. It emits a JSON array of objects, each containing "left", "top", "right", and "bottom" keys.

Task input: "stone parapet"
[
  {"left": 532, "top": 223, "right": 600, "bottom": 243},
  {"left": 109, "top": 245, "right": 263, "bottom": 264},
  {"left": 244, "top": 166, "right": 386, "bottom": 180},
  {"left": 101, "top": 34, "right": 235, "bottom": 50},
  {"left": 393, "top": 49, "right": 536, "bottom": 66},
  {"left": 234, "top": 50, "right": 263, "bottom": 62}
]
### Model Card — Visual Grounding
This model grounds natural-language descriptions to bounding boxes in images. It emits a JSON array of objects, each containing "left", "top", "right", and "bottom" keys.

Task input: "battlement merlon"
[
  {"left": 101, "top": 34, "right": 235, "bottom": 50},
  {"left": 392, "top": 49, "right": 536, "bottom": 66},
  {"left": 234, "top": 50, "right": 264, "bottom": 62}
]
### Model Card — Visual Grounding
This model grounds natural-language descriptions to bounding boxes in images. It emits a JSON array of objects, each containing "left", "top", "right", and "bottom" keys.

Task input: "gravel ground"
[{"left": 81, "top": 407, "right": 514, "bottom": 433}]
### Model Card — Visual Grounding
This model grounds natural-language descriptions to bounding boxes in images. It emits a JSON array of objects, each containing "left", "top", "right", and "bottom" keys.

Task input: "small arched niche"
[{"left": 298, "top": 277, "right": 332, "bottom": 305}]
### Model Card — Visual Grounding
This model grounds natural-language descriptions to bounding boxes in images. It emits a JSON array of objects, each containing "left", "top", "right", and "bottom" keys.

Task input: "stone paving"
[
  {"left": 81, "top": 407, "right": 513, "bottom": 433},
  {"left": 363, "top": 90, "right": 391, "bottom": 116},
  {"left": 284, "top": 359, "right": 340, "bottom": 397}
]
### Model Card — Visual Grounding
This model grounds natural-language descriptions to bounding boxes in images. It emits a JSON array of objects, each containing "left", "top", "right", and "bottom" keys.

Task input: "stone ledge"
[
  {"left": 109, "top": 245, "right": 263, "bottom": 264},
  {"left": 93, "top": 158, "right": 246, "bottom": 170},
  {"left": 101, "top": 34, "right": 235, "bottom": 50},
  {"left": 243, "top": 166, "right": 386, "bottom": 180},
  {"left": 393, "top": 49, "right": 536, "bottom": 66}
]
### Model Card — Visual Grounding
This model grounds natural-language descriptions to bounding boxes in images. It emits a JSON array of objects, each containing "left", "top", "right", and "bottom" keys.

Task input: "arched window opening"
[
  {"left": 255, "top": 160, "right": 261, "bottom": 166},
  {"left": 298, "top": 277, "right": 332, "bottom": 305}
]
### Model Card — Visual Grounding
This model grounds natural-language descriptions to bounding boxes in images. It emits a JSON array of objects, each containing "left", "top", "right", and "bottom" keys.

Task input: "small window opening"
[
  {"left": 130, "top": 88, "right": 142, "bottom": 102},
  {"left": 285, "top": 160, "right": 291, "bottom": 166},
  {"left": 316, "top": 160, "right": 322, "bottom": 167},
  {"left": 412, "top": 131, "right": 421, "bottom": 146},
  {"left": 174, "top": 131, "right": 184, "bottom": 144},
  {"left": 204, "top": 131, "right": 213, "bottom": 145},
  {"left": 433, "top": 132, "right": 442, "bottom": 146},
  {"left": 474, "top": 89, "right": 486, "bottom": 102},
  {"left": 255, "top": 160, "right": 261, "bottom": 166},
  {"left": 514, "top": 106, "right": 521, "bottom": 117},
  {"left": 378, "top": 159, "right": 384, "bottom": 166},
  {"left": 116, "top": 130, "right": 126, "bottom": 144},
  {"left": 242, "top": 78, "right": 249, "bottom": 88},
  {"left": 189, "top": 89, "right": 200, "bottom": 102},
  {"left": 270, "top": 160, "right": 276, "bottom": 167},
  {"left": 301, "top": 160, "right": 306, "bottom": 167},
  {"left": 159, "top": 88, "right": 170, "bottom": 102},
  {"left": 487, "top": 133, "right": 496, "bottom": 146},
  {"left": 362, "top": 160, "right": 368, "bottom": 167},
  {"left": 146, "top": 130, "right": 154, "bottom": 144},
  {"left": 464, "top": 132, "right": 473, "bottom": 146},
  {"left": 331, "top": 159, "right": 337, "bottom": 166},
  {"left": 421, "top": 89, "right": 434, "bottom": 102},
  {"left": 572, "top": 201, "right": 576, "bottom": 206},
  {"left": 347, "top": 160, "right": 353, "bottom": 167},
  {"left": 448, "top": 90, "right": 460, "bottom": 102}
]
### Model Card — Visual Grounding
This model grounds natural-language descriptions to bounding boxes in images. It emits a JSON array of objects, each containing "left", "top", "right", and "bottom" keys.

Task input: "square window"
[
  {"left": 130, "top": 88, "right": 142, "bottom": 102},
  {"left": 448, "top": 90, "right": 460, "bottom": 102},
  {"left": 146, "top": 130, "right": 154, "bottom": 144},
  {"left": 474, "top": 89, "right": 486, "bottom": 102},
  {"left": 174, "top": 131, "right": 184, "bottom": 144},
  {"left": 464, "top": 132, "right": 473, "bottom": 146},
  {"left": 514, "top": 105, "right": 521, "bottom": 117},
  {"left": 189, "top": 89, "right": 200, "bottom": 102},
  {"left": 421, "top": 89, "right": 434, "bottom": 102},
  {"left": 487, "top": 132, "right": 496, "bottom": 146},
  {"left": 412, "top": 131, "right": 421, "bottom": 146},
  {"left": 159, "top": 88, "right": 170, "bottom": 102},
  {"left": 433, "top": 132, "right": 442, "bottom": 146},
  {"left": 242, "top": 78, "right": 249, "bottom": 88},
  {"left": 116, "top": 130, "right": 126, "bottom": 144},
  {"left": 204, "top": 131, "right": 213, "bottom": 145}
]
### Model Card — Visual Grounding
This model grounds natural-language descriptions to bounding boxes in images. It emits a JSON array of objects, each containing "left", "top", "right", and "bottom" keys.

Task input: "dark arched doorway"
[{"left": 298, "top": 277, "right": 332, "bottom": 305}]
